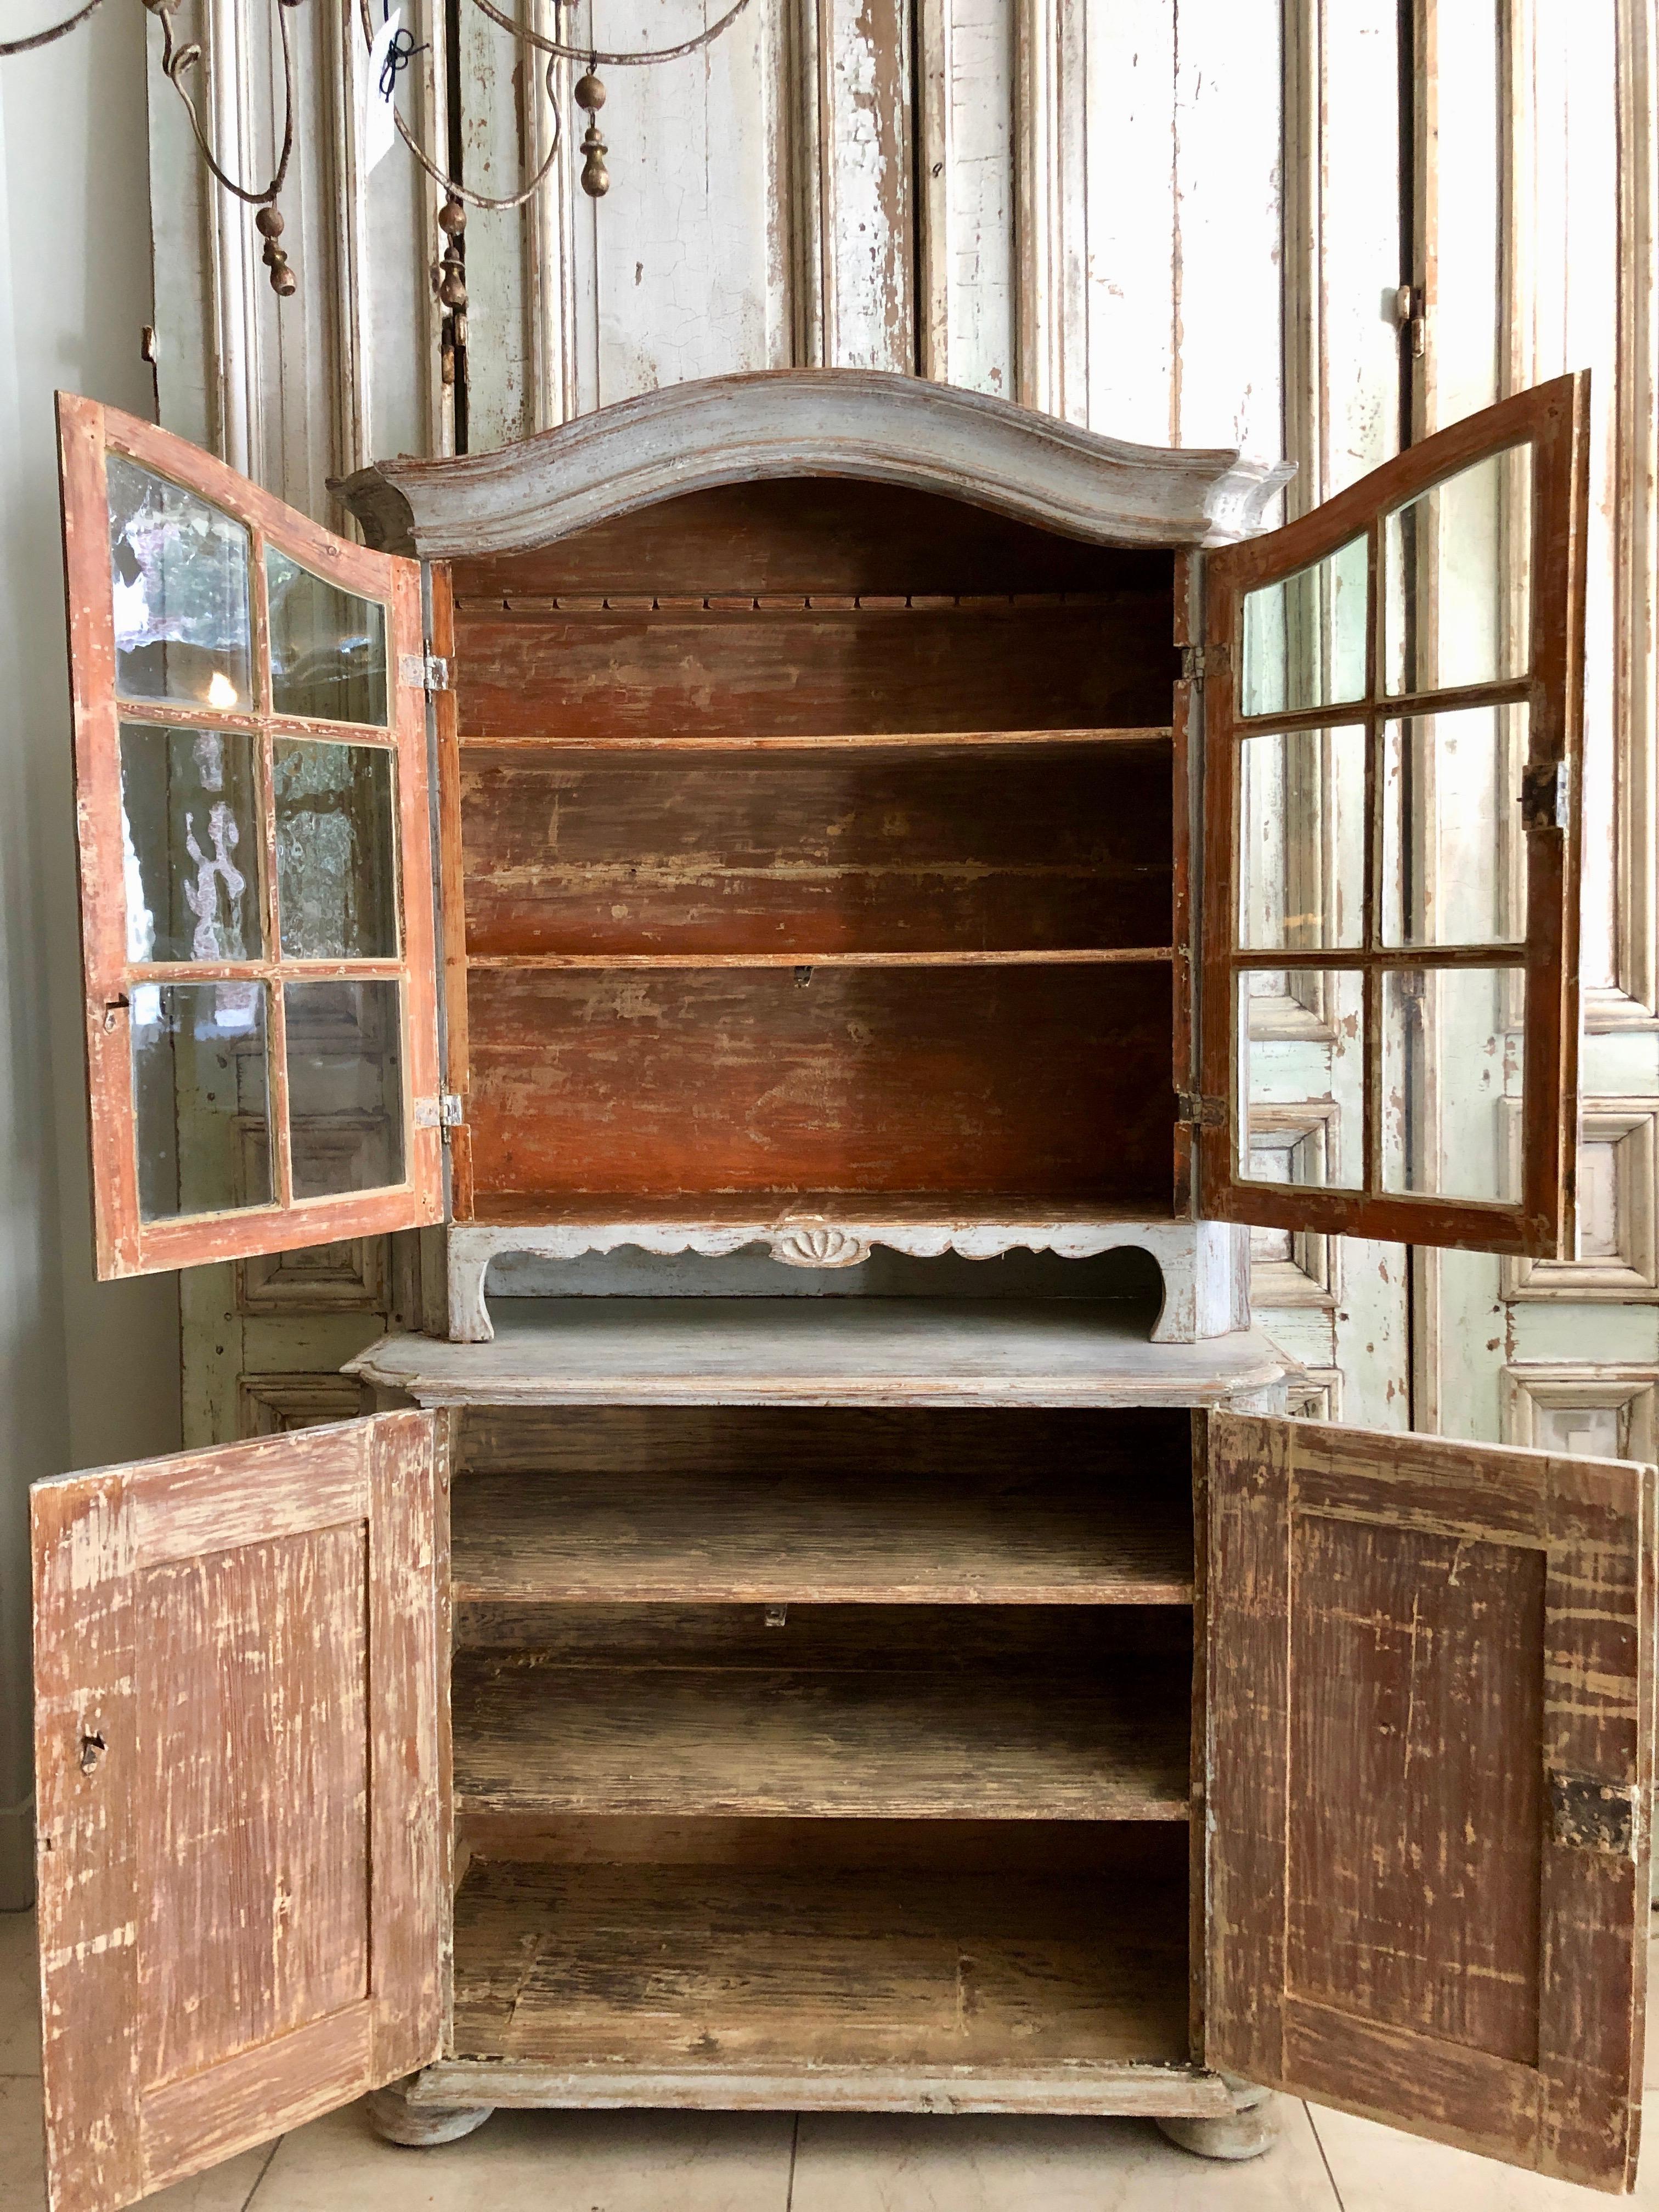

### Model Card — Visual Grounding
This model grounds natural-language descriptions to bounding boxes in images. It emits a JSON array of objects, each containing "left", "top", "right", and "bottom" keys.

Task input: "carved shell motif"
[{"left": 770, "top": 1227, "right": 871, "bottom": 1269}]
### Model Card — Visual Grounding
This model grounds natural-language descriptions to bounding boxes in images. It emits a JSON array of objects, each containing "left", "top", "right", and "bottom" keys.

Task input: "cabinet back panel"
[
  {"left": 464, "top": 961, "right": 1174, "bottom": 1201},
  {"left": 460, "top": 742, "right": 1172, "bottom": 958},
  {"left": 455, "top": 605, "right": 1175, "bottom": 742},
  {"left": 449, "top": 479, "right": 1177, "bottom": 601}
]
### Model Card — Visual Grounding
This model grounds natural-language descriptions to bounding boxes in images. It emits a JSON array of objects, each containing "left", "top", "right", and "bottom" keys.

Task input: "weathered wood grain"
[
  {"left": 32, "top": 1411, "right": 445, "bottom": 2212},
  {"left": 464, "top": 961, "right": 1174, "bottom": 1204},
  {"left": 448, "top": 1441, "right": 1194, "bottom": 1607},
  {"left": 1204, "top": 1411, "right": 1654, "bottom": 2190},
  {"left": 458, "top": 743, "right": 1172, "bottom": 961},
  {"left": 451, "top": 1632, "right": 1192, "bottom": 1822},
  {"left": 446, "top": 1849, "right": 1192, "bottom": 2070},
  {"left": 454, "top": 603, "right": 1176, "bottom": 745}
]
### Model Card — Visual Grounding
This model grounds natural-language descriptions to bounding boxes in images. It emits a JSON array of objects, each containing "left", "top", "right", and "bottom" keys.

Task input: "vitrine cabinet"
[{"left": 32, "top": 369, "right": 1654, "bottom": 2212}]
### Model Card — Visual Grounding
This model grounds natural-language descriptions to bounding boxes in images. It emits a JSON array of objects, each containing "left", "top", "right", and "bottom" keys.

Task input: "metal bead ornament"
[{"left": 575, "top": 70, "right": 609, "bottom": 199}]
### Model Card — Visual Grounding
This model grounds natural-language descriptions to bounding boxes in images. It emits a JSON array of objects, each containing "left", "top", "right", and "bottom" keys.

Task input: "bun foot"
[
  {"left": 1157, "top": 2080, "right": 1277, "bottom": 2162},
  {"left": 365, "top": 2079, "right": 494, "bottom": 2147}
]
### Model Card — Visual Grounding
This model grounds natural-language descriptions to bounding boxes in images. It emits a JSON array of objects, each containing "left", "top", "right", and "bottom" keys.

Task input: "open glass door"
[
  {"left": 58, "top": 396, "right": 445, "bottom": 1278},
  {"left": 32, "top": 1410, "right": 448, "bottom": 2212},
  {"left": 1203, "top": 1409, "right": 1652, "bottom": 2190},
  {"left": 1198, "top": 374, "right": 1588, "bottom": 1257}
]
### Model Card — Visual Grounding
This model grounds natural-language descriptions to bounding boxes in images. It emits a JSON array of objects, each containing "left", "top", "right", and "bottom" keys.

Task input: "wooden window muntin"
[
  {"left": 1200, "top": 375, "right": 1587, "bottom": 1257},
  {"left": 60, "top": 395, "right": 444, "bottom": 1277}
]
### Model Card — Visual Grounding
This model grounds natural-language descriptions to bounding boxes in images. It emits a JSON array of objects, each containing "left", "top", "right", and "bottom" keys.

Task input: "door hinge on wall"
[
  {"left": 1176, "top": 1091, "right": 1227, "bottom": 1130},
  {"left": 1180, "top": 643, "right": 1229, "bottom": 684},
  {"left": 400, "top": 651, "right": 453, "bottom": 693},
  {"left": 1549, "top": 1770, "right": 1641, "bottom": 1858},
  {"left": 414, "top": 1092, "right": 465, "bottom": 1132},
  {"left": 1520, "top": 759, "right": 1570, "bottom": 832}
]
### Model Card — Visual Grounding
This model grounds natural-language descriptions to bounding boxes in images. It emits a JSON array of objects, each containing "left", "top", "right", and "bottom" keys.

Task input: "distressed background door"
[{"left": 143, "top": 0, "right": 1657, "bottom": 1452}]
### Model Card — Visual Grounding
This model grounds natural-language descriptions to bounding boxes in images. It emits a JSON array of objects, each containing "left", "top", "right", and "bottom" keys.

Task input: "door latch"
[
  {"left": 78, "top": 1729, "right": 106, "bottom": 1775},
  {"left": 1549, "top": 1770, "right": 1640, "bottom": 1858},
  {"left": 1392, "top": 284, "right": 1427, "bottom": 359}
]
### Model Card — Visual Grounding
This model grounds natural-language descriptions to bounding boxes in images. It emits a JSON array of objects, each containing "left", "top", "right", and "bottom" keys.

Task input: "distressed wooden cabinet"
[{"left": 32, "top": 370, "right": 1656, "bottom": 2211}]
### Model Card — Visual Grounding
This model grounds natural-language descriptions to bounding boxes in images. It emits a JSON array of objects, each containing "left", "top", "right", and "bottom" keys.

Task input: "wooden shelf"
[
  {"left": 465, "top": 947, "right": 1175, "bottom": 971},
  {"left": 447, "top": 1849, "right": 1193, "bottom": 2074},
  {"left": 458, "top": 725, "right": 1173, "bottom": 755},
  {"left": 349, "top": 1300, "right": 1289, "bottom": 1410},
  {"left": 451, "top": 1647, "right": 1192, "bottom": 1821},
  {"left": 451, "top": 1460, "right": 1194, "bottom": 1606}
]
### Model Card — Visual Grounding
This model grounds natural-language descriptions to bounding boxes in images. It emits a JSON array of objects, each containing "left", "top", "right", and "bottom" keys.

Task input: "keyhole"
[{"left": 79, "top": 1731, "right": 106, "bottom": 1774}]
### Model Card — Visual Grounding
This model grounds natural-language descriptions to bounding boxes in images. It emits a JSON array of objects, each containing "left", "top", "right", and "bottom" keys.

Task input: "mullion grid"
[
  {"left": 1232, "top": 507, "right": 1526, "bottom": 1211},
  {"left": 115, "top": 510, "right": 408, "bottom": 1223}
]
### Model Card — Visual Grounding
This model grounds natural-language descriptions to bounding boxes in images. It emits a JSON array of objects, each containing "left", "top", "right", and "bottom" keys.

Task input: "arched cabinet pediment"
[{"left": 334, "top": 367, "right": 1293, "bottom": 558}]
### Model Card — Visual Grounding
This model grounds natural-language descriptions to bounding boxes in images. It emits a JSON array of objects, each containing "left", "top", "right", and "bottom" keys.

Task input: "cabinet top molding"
[{"left": 336, "top": 370, "right": 1295, "bottom": 557}]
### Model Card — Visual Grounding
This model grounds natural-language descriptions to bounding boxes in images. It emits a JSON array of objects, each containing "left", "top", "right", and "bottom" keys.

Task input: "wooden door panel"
[
  {"left": 1205, "top": 1413, "right": 1653, "bottom": 2190},
  {"left": 32, "top": 1412, "right": 447, "bottom": 2212}
]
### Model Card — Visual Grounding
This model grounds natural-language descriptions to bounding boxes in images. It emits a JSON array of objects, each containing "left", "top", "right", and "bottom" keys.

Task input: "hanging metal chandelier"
[{"left": 2, "top": 0, "right": 760, "bottom": 303}]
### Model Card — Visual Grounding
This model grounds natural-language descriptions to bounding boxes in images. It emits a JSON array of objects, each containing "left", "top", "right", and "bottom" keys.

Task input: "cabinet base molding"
[{"left": 399, "top": 2061, "right": 1238, "bottom": 2119}]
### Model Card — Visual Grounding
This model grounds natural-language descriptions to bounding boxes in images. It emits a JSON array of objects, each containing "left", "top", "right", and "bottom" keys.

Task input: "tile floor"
[{"left": 5, "top": 1908, "right": 1657, "bottom": 2212}]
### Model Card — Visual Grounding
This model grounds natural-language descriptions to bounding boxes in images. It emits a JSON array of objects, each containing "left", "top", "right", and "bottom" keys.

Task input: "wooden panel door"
[
  {"left": 32, "top": 1411, "right": 448, "bottom": 2212},
  {"left": 1199, "top": 374, "right": 1589, "bottom": 1259},
  {"left": 1204, "top": 1411, "right": 1654, "bottom": 2190},
  {"left": 58, "top": 395, "right": 445, "bottom": 1279}
]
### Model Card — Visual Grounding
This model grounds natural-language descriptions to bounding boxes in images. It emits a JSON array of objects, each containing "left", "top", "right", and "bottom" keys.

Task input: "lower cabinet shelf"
[
  {"left": 452, "top": 1609, "right": 1193, "bottom": 1822},
  {"left": 443, "top": 1831, "right": 1198, "bottom": 2095}
]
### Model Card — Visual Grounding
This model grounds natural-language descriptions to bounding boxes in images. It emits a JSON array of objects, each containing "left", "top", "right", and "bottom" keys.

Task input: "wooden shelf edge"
[
  {"left": 458, "top": 725, "right": 1175, "bottom": 754},
  {"left": 466, "top": 947, "right": 1176, "bottom": 971},
  {"left": 450, "top": 1576, "right": 1197, "bottom": 1607}
]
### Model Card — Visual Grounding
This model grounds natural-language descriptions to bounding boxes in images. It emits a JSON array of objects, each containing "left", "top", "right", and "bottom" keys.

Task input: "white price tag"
[{"left": 362, "top": 7, "right": 406, "bottom": 176}]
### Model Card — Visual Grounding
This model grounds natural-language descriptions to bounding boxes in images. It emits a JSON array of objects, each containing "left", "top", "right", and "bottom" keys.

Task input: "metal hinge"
[
  {"left": 1520, "top": 759, "right": 1570, "bottom": 832},
  {"left": 1176, "top": 1090, "right": 1227, "bottom": 1130},
  {"left": 1549, "top": 1770, "right": 1641, "bottom": 1859},
  {"left": 414, "top": 1092, "right": 465, "bottom": 1132},
  {"left": 399, "top": 651, "right": 453, "bottom": 693},
  {"left": 1180, "top": 642, "right": 1229, "bottom": 684},
  {"left": 1392, "top": 283, "right": 1427, "bottom": 358}
]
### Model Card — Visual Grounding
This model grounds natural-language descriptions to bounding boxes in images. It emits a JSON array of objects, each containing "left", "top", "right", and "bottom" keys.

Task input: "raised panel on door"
[
  {"left": 1199, "top": 374, "right": 1589, "bottom": 1259},
  {"left": 57, "top": 394, "right": 444, "bottom": 1278},
  {"left": 31, "top": 1410, "right": 448, "bottom": 2212},
  {"left": 1204, "top": 1410, "right": 1653, "bottom": 2190}
]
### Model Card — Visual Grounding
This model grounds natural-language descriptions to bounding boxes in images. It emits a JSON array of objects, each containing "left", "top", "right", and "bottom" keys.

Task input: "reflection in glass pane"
[
  {"left": 1237, "top": 969, "right": 1364, "bottom": 1189},
  {"left": 107, "top": 454, "right": 253, "bottom": 709},
  {"left": 132, "top": 981, "right": 270, "bottom": 1222},
  {"left": 1238, "top": 725, "right": 1365, "bottom": 950},
  {"left": 1383, "top": 966, "right": 1522, "bottom": 1202},
  {"left": 1239, "top": 532, "right": 1367, "bottom": 719},
  {"left": 1383, "top": 444, "right": 1531, "bottom": 696},
  {"left": 285, "top": 979, "right": 405, "bottom": 1200},
  {"left": 274, "top": 741, "right": 398, "bottom": 958},
  {"left": 1381, "top": 704, "right": 1525, "bottom": 948},
  {"left": 266, "top": 548, "right": 389, "bottom": 726},
  {"left": 120, "top": 723, "right": 263, "bottom": 963}
]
